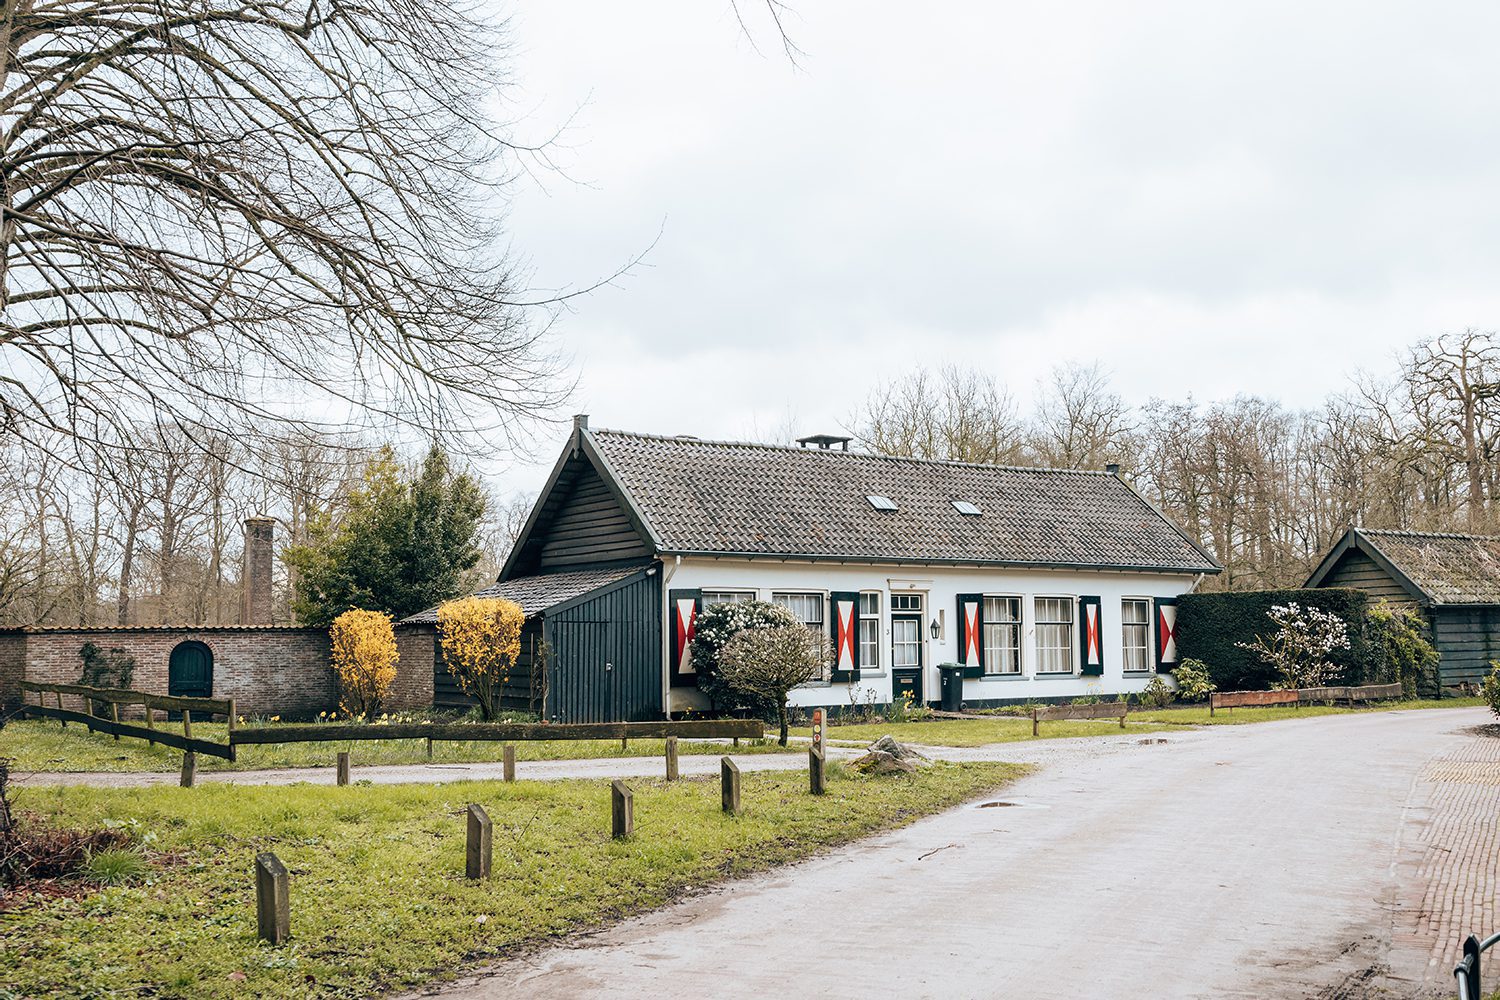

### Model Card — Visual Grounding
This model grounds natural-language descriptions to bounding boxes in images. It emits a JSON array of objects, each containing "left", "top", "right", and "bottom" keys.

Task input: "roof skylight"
[
  {"left": 866, "top": 495, "right": 898, "bottom": 512},
  {"left": 952, "top": 500, "right": 983, "bottom": 516}
]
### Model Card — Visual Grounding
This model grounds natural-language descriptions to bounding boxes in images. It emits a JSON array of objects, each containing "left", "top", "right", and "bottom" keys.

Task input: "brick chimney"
[{"left": 241, "top": 516, "right": 276, "bottom": 626}]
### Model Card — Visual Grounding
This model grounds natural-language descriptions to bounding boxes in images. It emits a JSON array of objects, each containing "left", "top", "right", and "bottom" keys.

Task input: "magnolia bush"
[
  {"left": 329, "top": 610, "right": 399, "bottom": 721},
  {"left": 689, "top": 599, "right": 801, "bottom": 710},
  {"left": 1236, "top": 602, "right": 1350, "bottom": 690},
  {"left": 718, "top": 625, "right": 830, "bottom": 746},
  {"left": 437, "top": 596, "right": 525, "bottom": 721}
]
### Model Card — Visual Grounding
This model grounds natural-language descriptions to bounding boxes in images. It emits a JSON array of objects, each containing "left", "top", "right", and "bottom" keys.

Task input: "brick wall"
[
  {"left": 391, "top": 625, "right": 436, "bottom": 711},
  {"left": 0, "top": 632, "right": 24, "bottom": 711},
  {"left": 16, "top": 625, "right": 436, "bottom": 719}
]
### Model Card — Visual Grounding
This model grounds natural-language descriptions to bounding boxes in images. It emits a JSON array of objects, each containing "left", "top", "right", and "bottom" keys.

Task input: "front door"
[
  {"left": 168, "top": 641, "right": 213, "bottom": 699},
  {"left": 891, "top": 592, "right": 926, "bottom": 705}
]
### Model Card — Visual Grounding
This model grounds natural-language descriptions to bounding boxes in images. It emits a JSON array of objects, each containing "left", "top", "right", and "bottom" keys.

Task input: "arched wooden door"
[{"left": 168, "top": 641, "right": 214, "bottom": 699}]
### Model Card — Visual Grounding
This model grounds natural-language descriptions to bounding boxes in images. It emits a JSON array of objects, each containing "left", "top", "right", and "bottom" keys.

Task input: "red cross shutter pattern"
[
  {"left": 1079, "top": 596, "right": 1103, "bottom": 676},
  {"left": 669, "top": 589, "right": 701, "bottom": 687},
  {"left": 1155, "top": 598, "right": 1179, "bottom": 670},
  {"left": 830, "top": 591, "right": 860, "bottom": 682},
  {"left": 956, "top": 594, "right": 984, "bottom": 676}
]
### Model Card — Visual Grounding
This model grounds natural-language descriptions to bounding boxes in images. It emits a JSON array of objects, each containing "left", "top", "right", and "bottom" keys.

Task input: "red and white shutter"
[
  {"left": 1079, "top": 596, "right": 1103, "bottom": 676},
  {"left": 1155, "top": 598, "right": 1179, "bottom": 670},
  {"left": 830, "top": 591, "right": 860, "bottom": 682},
  {"left": 957, "top": 594, "right": 984, "bottom": 676},
  {"left": 669, "top": 589, "right": 702, "bottom": 687}
]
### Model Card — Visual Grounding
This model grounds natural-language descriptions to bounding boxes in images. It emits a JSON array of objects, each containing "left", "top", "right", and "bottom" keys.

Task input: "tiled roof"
[
  {"left": 586, "top": 429, "right": 1220, "bottom": 573},
  {"left": 1358, "top": 529, "right": 1500, "bottom": 605},
  {"left": 401, "top": 566, "right": 645, "bottom": 624}
]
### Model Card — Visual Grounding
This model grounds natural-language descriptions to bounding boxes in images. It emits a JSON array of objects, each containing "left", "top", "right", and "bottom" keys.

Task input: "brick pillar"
[{"left": 241, "top": 517, "right": 276, "bottom": 626}]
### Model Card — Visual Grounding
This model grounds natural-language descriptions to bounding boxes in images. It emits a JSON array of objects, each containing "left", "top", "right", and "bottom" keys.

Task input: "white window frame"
[
  {"left": 858, "top": 591, "right": 883, "bottom": 673},
  {"left": 701, "top": 590, "right": 757, "bottom": 607},
  {"left": 982, "top": 595, "right": 1023, "bottom": 676},
  {"left": 771, "top": 591, "right": 826, "bottom": 633},
  {"left": 1121, "top": 597, "right": 1152, "bottom": 673},
  {"left": 1033, "top": 595, "right": 1077, "bottom": 675}
]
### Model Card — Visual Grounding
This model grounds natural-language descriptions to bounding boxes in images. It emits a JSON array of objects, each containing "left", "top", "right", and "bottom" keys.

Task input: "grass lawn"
[
  {"left": 0, "top": 761, "right": 1023, "bottom": 999},
  {"left": 0, "top": 720, "right": 794, "bottom": 774},
  {"left": 798, "top": 697, "right": 1486, "bottom": 748}
]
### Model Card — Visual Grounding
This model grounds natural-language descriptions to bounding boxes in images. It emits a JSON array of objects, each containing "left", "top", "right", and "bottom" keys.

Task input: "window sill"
[
  {"left": 1034, "top": 672, "right": 1078, "bottom": 677},
  {"left": 1122, "top": 670, "right": 1156, "bottom": 677},
  {"left": 976, "top": 674, "right": 1028, "bottom": 682}
]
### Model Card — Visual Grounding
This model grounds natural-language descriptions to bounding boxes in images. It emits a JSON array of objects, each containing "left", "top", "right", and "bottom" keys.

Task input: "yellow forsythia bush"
[
  {"left": 437, "top": 596, "right": 525, "bottom": 721},
  {"left": 329, "top": 609, "right": 399, "bottom": 721}
]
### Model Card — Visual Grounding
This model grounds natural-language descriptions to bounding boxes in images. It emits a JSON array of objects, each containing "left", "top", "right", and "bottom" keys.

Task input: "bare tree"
[
  {"left": 1, "top": 0, "right": 567, "bottom": 464},
  {"left": 1030, "top": 363, "right": 1134, "bottom": 470},
  {"left": 855, "top": 365, "right": 1026, "bottom": 464}
]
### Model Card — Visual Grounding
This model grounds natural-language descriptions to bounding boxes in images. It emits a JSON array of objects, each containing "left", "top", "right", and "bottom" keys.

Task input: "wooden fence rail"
[
  {"left": 1211, "top": 682, "right": 1405, "bottom": 715},
  {"left": 1032, "top": 700, "right": 1128, "bottom": 736},
  {"left": 228, "top": 719, "right": 765, "bottom": 746},
  {"left": 18, "top": 681, "right": 237, "bottom": 760}
]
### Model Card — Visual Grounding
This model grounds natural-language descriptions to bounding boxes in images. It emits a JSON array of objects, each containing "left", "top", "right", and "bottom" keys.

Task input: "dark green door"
[{"left": 168, "top": 641, "right": 213, "bottom": 698}]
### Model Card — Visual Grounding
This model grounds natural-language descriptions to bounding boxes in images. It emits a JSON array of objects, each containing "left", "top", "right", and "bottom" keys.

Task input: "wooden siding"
[
  {"left": 544, "top": 572, "right": 661, "bottom": 723},
  {"left": 536, "top": 464, "right": 651, "bottom": 572},
  {"left": 1320, "top": 549, "right": 1416, "bottom": 605},
  {"left": 434, "top": 617, "right": 546, "bottom": 715},
  {"left": 1431, "top": 606, "right": 1500, "bottom": 687}
]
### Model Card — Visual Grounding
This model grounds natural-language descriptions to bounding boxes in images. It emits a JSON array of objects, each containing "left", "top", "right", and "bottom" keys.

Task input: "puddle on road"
[{"left": 974, "top": 799, "right": 1050, "bottom": 810}]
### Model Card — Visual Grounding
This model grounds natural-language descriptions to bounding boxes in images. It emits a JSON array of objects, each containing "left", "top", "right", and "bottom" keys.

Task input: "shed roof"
[
  {"left": 1307, "top": 528, "right": 1500, "bottom": 606},
  {"left": 574, "top": 428, "right": 1220, "bottom": 574},
  {"left": 402, "top": 566, "right": 645, "bottom": 624}
]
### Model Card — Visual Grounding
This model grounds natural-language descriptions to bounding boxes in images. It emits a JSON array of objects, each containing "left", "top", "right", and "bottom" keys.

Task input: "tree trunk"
[{"left": 778, "top": 704, "right": 789, "bottom": 747}]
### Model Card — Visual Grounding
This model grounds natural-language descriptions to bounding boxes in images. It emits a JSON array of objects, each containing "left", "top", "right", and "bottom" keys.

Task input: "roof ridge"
[
  {"left": 588, "top": 426, "right": 1114, "bottom": 477},
  {"left": 1359, "top": 527, "right": 1500, "bottom": 543}
]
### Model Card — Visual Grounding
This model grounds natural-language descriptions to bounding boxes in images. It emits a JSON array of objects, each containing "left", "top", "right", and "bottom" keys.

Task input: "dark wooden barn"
[{"left": 1305, "top": 527, "right": 1500, "bottom": 688}]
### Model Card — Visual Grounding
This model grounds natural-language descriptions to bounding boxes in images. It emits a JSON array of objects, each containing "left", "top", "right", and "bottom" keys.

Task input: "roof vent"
[
  {"left": 798, "top": 434, "right": 852, "bottom": 451},
  {"left": 866, "top": 495, "right": 898, "bottom": 512},
  {"left": 951, "top": 500, "right": 982, "bottom": 516}
]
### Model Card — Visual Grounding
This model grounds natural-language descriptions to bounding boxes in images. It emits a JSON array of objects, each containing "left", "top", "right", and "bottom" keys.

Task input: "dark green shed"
[{"left": 1305, "top": 527, "right": 1500, "bottom": 688}]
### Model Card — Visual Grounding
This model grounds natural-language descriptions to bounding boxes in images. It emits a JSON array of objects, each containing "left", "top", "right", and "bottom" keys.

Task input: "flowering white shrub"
[
  {"left": 1236, "top": 602, "right": 1350, "bottom": 689},
  {"left": 689, "top": 599, "right": 801, "bottom": 709}
]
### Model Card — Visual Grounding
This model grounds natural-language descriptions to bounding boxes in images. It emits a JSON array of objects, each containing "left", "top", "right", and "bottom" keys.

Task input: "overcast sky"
[{"left": 489, "top": 1, "right": 1500, "bottom": 493}]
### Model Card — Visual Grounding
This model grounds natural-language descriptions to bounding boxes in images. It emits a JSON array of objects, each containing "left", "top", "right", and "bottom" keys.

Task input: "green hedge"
[{"left": 1177, "top": 588, "right": 1381, "bottom": 691}]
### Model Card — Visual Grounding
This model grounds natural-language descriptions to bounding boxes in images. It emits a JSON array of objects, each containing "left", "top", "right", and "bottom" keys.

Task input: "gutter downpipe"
[{"left": 661, "top": 555, "right": 682, "bottom": 720}]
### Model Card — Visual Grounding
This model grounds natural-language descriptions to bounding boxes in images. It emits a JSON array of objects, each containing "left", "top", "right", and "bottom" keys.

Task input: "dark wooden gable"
[
  {"left": 1317, "top": 547, "right": 1418, "bottom": 605},
  {"left": 503, "top": 424, "right": 657, "bottom": 579}
]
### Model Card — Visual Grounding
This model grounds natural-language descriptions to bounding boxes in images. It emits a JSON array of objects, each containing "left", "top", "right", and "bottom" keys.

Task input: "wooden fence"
[
  {"left": 18, "top": 681, "right": 764, "bottom": 768},
  {"left": 19, "top": 681, "right": 237, "bottom": 760},
  {"left": 1032, "top": 700, "right": 1128, "bottom": 736},
  {"left": 1210, "top": 682, "right": 1405, "bottom": 716}
]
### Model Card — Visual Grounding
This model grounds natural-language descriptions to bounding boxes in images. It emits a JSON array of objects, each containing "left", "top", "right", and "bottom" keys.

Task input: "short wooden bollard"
[
  {"left": 621, "top": 737, "right": 628, "bottom": 752},
  {"left": 110, "top": 701, "right": 121, "bottom": 740},
  {"left": 1031, "top": 709, "right": 1040, "bottom": 738},
  {"left": 466, "top": 804, "right": 492, "bottom": 880},
  {"left": 503, "top": 744, "right": 516, "bottom": 782},
  {"left": 336, "top": 751, "right": 351, "bottom": 786},
  {"left": 426, "top": 737, "right": 434, "bottom": 761},
  {"left": 808, "top": 745, "right": 826, "bottom": 796},
  {"left": 180, "top": 751, "right": 197, "bottom": 788},
  {"left": 721, "top": 757, "right": 741, "bottom": 815},
  {"left": 665, "top": 737, "right": 679, "bottom": 781},
  {"left": 611, "top": 780, "right": 633, "bottom": 839},
  {"left": 255, "top": 852, "right": 291, "bottom": 944}
]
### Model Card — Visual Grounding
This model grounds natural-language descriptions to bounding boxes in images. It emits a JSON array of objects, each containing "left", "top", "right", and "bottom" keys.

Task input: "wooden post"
[
  {"left": 733, "top": 737, "right": 740, "bottom": 748},
  {"left": 1120, "top": 708, "right": 1127, "bottom": 729},
  {"left": 182, "top": 709, "right": 192, "bottom": 739},
  {"left": 664, "top": 737, "right": 679, "bottom": 781},
  {"left": 808, "top": 745, "right": 825, "bottom": 796},
  {"left": 144, "top": 700, "right": 156, "bottom": 745},
  {"left": 611, "top": 780, "right": 633, "bottom": 839},
  {"left": 226, "top": 699, "right": 237, "bottom": 733},
  {"left": 503, "top": 744, "right": 516, "bottom": 783},
  {"left": 336, "top": 751, "right": 351, "bottom": 786},
  {"left": 180, "top": 751, "right": 197, "bottom": 788},
  {"left": 57, "top": 690, "right": 66, "bottom": 728},
  {"left": 465, "top": 804, "right": 492, "bottom": 880},
  {"left": 721, "top": 757, "right": 741, "bottom": 815},
  {"left": 110, "top": 700, "right": 121, "bottom": 740},
  {"left": 426, "top": 736, "right": 433, "bottom": 761},
  {"left": 1031, "top": 708, "right": 1040, "bottom": 738},
  {"left": 621, "top": 737, "right": 628, "bottom": 753},
  {"left": 255, "top": 852, "right": 291, "bottom": 945}
]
